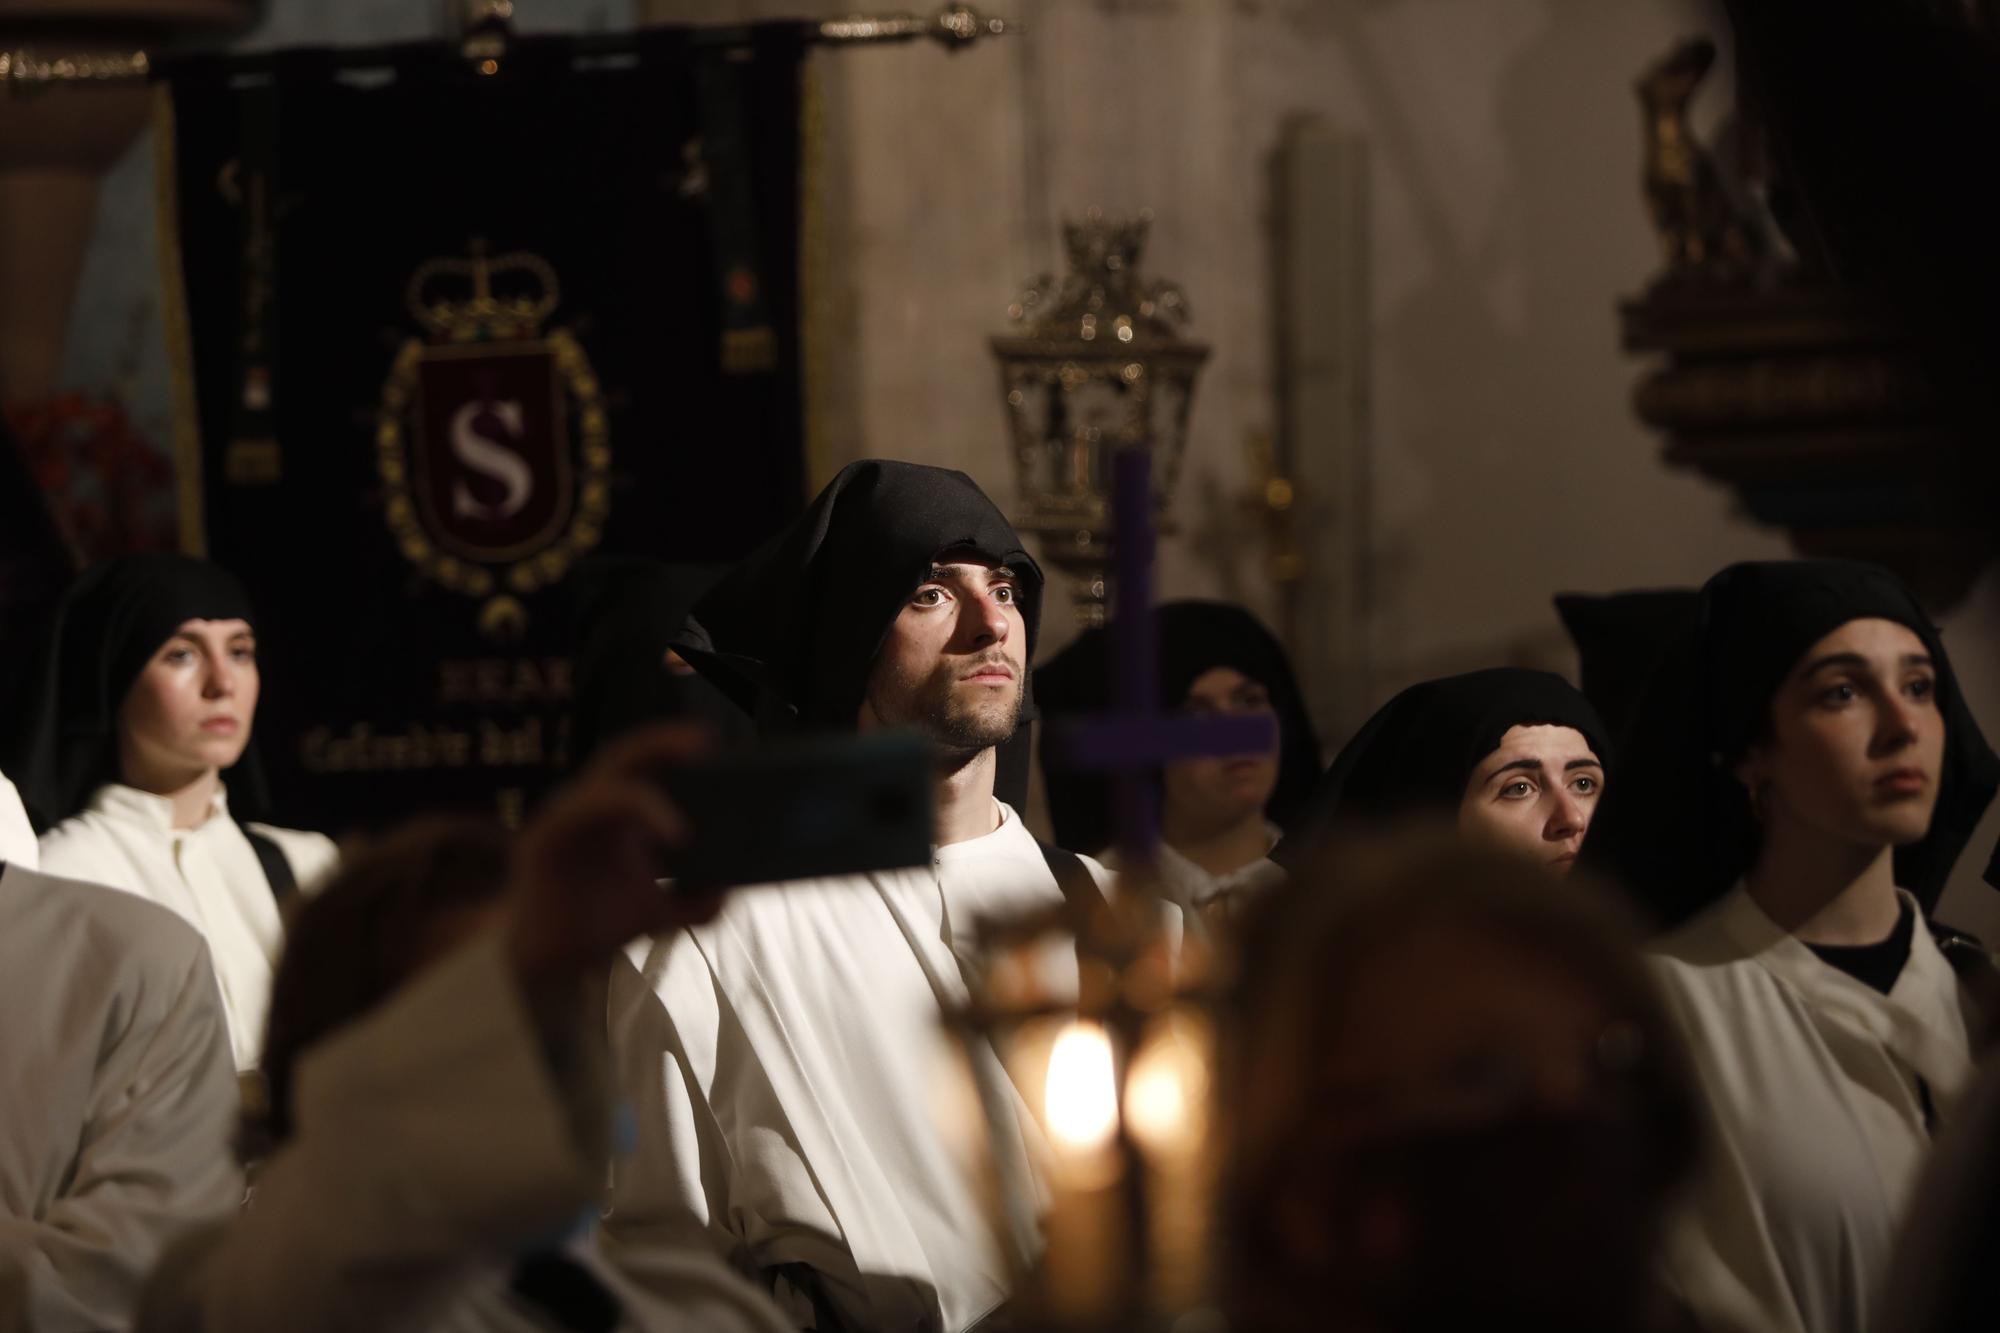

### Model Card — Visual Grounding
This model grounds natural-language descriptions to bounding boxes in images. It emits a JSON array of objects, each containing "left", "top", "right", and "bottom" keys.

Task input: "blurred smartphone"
[{"left": 658, "top": 731, "right": 933, "bottom": 892}]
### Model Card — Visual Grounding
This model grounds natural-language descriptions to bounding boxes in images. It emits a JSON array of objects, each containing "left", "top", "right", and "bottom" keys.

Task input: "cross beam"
[{"left": 1041, "top": 449, "right": 1279, "bottom": 867}]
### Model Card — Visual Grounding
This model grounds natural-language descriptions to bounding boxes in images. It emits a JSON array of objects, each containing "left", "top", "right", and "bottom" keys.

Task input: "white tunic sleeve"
[
  {"left": 0, "top": 868, "right": 240, "bottom": 1333},
  {"left": 1650, "top": 966, "right": 1812, "bottom": 1333},
  {"left": 0, "top": 773, "right": 36, "bottom": 871},
  {"left": 137, "top": 932, "right": 604, "bottom": 1333},
  {"left": 600, "top": 938, "right": 762, "bottom": 1271}
]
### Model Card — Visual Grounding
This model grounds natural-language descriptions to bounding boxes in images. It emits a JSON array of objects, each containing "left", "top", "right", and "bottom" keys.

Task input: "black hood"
[
  {"left": 1277, "top": 668, "right": 1610, "bottom": 869},
  {"left": 4, "top": 553, "right": 268, "bottom": 828},
  {"left": 1034, "top": 600, "right": 1321, "bottom": 854},
  {"left": 1583, "top": 559, "right": 1999, "bottom": 928},
  {"left": 673, "top": 459, "right": 1043, "bottom": 732}
]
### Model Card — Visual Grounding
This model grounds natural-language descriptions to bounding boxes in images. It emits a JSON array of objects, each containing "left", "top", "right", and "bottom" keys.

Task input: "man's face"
[{"left": 858, "top": 552, "right": 1026, "bottom": 756}]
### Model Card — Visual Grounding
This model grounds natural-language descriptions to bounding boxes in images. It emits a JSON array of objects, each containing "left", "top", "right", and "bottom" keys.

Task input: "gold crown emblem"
[{"left": 405, "top": 239, "right": 561, "bottom": 342}]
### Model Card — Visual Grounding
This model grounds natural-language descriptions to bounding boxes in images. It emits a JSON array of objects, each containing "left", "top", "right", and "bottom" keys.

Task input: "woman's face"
[
  {"left": 118, "top": 618, "right": 260, "bottom": 786},
  {"left": 1162, "top": 666, "right": 1281, "bottom": 836},
  {"left": 1737, "top": 617, "right": 1944, "bottom": 852},
  {"left": 1457, "top": 725, "right": 1604, "bottom": 871}
]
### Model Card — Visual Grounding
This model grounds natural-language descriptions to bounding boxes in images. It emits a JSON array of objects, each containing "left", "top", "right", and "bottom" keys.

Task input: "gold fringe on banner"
[{"left": 152, "top": 81, "right": 208, "bottom": 557}]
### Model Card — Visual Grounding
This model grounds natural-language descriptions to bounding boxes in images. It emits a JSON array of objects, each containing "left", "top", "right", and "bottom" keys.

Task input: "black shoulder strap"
[
  {"left": 1931, "top": 918, "right": 2000, "bottom": 1052},
  {"left": 1931, "top": 918, "right": 1997, "bottom": 979},
  {"left": 1035, "top": 838, "right": 1101, "bottom": 915},
  {"left": 238, "top": 821, "right": 299, "bottom": 910}
]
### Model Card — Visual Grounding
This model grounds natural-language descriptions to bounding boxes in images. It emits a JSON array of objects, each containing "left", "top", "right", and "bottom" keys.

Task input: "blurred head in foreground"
[{"left": 1217, "top": 831, "right": 1700, "bottom": 1333}]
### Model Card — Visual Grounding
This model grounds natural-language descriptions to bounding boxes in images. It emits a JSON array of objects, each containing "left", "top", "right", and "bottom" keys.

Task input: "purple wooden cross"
[{"left": 1044, "top": 449, "right": 1277, "bottom": 870}]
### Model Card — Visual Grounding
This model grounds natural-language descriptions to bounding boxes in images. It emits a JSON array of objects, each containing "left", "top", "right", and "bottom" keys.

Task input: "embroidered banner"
[{"left": 160, "top": 26, "right": 806, "bottom": 832}]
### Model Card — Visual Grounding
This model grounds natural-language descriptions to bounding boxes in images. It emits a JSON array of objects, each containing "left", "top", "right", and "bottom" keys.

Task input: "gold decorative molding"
[
  {"left": 0, "top": 5, "right": 1020, "bottom": 91},
  {"left": 818, "top": 5, "right": 1017, "bottom": 46},
  {"left": 0, "top": 48, "right": 150, "bottom": 90}
]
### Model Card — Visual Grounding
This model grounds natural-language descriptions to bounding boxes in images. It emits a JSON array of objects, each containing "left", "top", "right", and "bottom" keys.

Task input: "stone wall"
[{"left": 645, "top": 0, "right": 1793, "bottom": 686}]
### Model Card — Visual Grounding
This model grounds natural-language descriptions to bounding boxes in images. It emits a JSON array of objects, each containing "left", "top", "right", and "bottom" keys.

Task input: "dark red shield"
[{"left": 412, "top": 342, "right": 570, "bottom": 560}]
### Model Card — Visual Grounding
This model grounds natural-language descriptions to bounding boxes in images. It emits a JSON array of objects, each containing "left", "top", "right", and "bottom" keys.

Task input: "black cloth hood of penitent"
[
  {"left": 1033, "top": 600, "right": 1322, "bottom": 855},
  {"left": 1581, "top": 559, "right": 2000, "bottom": 930},
  {"left": 3, "top": 553, "right": 269, "bottom": 829},
  {"left": 566, "top": 557, "right": 753, "bottom": 769},
  {"left": 1274, "top": 667, "right": 1610, "bottom": 870},
  {"left": 672, "top": 459, "right": 1045, "bottom": 735}
]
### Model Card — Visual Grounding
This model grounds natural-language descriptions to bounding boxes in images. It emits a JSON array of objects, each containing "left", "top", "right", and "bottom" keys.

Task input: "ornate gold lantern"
[
  {"left": 948, "top": 885, "right": 1221, "bottom": 1330},
  {"left": 992, "top": 210, "right": 1210, "bottom": 625}
]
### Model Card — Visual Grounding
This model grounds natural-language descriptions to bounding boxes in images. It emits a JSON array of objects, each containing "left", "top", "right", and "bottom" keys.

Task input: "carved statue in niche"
[
  {"left": 1619, "top": 12, "right": 2000, "bottom": 612},
  {"left": 1637, "top": 37, "right": 1766, "bottom": 280}
]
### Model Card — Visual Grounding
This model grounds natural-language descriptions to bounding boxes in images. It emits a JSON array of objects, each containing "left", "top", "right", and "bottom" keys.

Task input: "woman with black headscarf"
[
  {"left": 1277, "top": 667, "right": 1612, "bottom": 874},
  {"left": 8, "top": 554, "right": 338, "bottom": 1071},
  {"left": 1583, "top": 559, "right": 2000, "bottom": 1333},
  {"left": 1035, "top": 600, "right": 1320, "bottom": 919}
]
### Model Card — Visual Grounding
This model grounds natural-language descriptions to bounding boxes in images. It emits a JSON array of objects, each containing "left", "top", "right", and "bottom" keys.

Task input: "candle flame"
[
  {"left": 1044, "top": 1021, "right": 1119, "bottom": 1153},
  {"left": 1124, "top": 1017, "right": 1209, "bottom": 1157}
]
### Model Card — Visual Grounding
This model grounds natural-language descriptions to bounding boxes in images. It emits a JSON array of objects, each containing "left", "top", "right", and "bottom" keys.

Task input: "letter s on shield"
[
  {"left": 416, "top": 346, "right": 568, "bottom": 560},
  {"left": 375, "top": 244, "right": 611, "bottom": 626}
]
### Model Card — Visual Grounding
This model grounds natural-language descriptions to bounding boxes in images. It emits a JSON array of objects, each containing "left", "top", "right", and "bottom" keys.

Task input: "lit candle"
[
  {"left": 1038, "top": 1020, "right": 1127, "bottom": 1321},
  {"left": 1126, "top": 1012, "right": 1214, "bottom": 1310},
  {"left": 1046, "top": 1022, "right": 1119, "bottom": 1163}
]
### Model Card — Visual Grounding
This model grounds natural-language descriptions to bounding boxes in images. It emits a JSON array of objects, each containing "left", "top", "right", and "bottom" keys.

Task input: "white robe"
[
  {"left": 137, "top": 930, "right": 790, "bottom": 1333},
  {"left": 1148, "top": 824, "right": 1284, "bottom": 925},
  {"left": 0, "top": 864, "right": 241, "bottom": 1333},
  {"left": 0, "top": 772, "right": 36, "bottom": 870},
  {"left": 603, "top": 801, "right": 1109, "bottom": 1333},
  {"left": 39, "top": 783, "right": 340, "bottom": 1070},
  {"left": 1651, "top": 885, "right": 1975, "bottom": 1333}
]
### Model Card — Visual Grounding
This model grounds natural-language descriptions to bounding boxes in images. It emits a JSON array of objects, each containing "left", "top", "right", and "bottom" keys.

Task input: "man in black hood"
[{"left": 603, "top": 461, "right": 1109, "bottom": 1333}]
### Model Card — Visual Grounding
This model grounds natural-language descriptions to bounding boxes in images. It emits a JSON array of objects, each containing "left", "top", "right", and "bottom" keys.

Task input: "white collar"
[
  {"left": 933, "top": 800, "right": 1028, "bottom": 865},
  {"left": 86, "top": 781, "right": 230, "bottom": 834},
  {"left": 1154, "top": 821, "right": 1282, "bottom": 882},
  {"left": 1694, "top": 881, "right": 1971, "bottom": 1094}
]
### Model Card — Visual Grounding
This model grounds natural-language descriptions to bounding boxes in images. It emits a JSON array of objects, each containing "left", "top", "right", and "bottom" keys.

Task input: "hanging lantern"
[{"left": 991, "top": 210, "right": 1209, "bottom": 626}]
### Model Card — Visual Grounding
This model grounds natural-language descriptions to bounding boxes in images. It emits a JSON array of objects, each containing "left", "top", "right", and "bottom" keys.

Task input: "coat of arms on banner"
[{"left": 376, "top": 241, "right": 610, "bottom": 638}]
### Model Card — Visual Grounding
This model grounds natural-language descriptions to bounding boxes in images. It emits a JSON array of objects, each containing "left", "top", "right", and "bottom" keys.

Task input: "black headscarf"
[
  {"left": 1275, "top": 668, "right": 1610, "bottom": 869},
  {"left": 1555, "top": 589, "right": 1701, "bottom": 757},
  {"left": 673, "top": 461, "right": 1044, "bottom": 798},
  {"left": 567, "top": 558, "right": 752, "bottom": 769},
  {"left": 5, "top": 553, "right": 267, "bottom": 829},
  {"left": 1583, "top": 560, "right": 2000, "bottom": 929},
  {"left": 1033, "top": 600, "right": 1321, "bottom": 855}
]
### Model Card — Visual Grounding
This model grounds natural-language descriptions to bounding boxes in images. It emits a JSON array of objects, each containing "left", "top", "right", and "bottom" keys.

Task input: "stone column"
[{"left": 0, "top": 1, "right": 254, "bottom": 404}]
